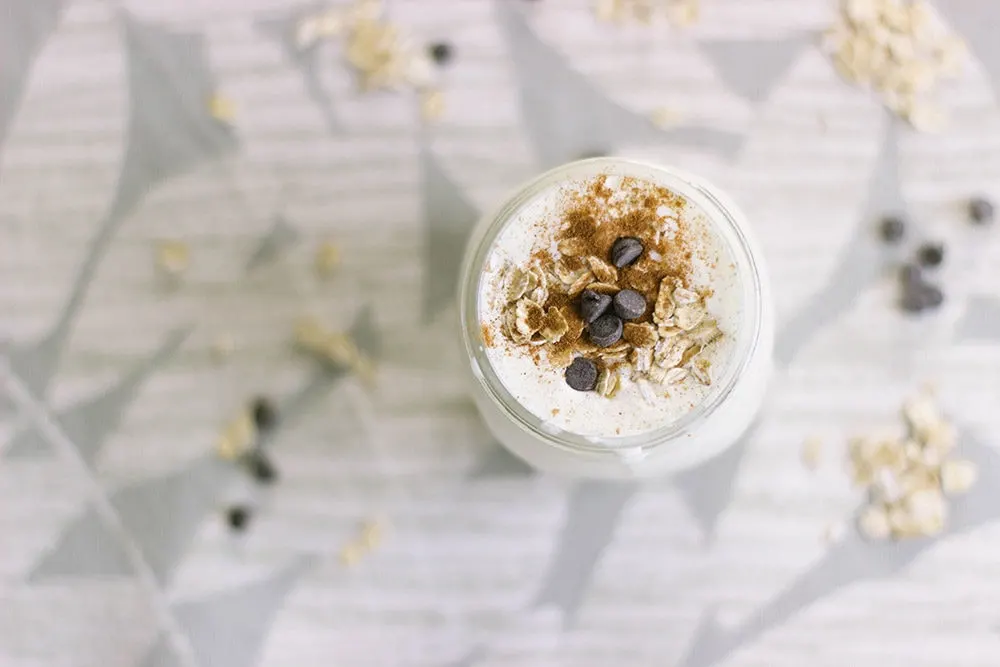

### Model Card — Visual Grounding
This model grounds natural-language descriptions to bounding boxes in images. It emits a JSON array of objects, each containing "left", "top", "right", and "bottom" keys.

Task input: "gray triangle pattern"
[
  {"left": 468, "top": 443, "right": 536, "bottom": 479},
  {"left": 775, "top": 112, "right": 902, "bottom": 369},
  {"left": 28, "top": 505, "right": 134, "bottom": 580},
  {"left": 112, "top": 456, "right": 226, "bottom": 585},
  {"left": 4, "top": 328, "right": 189, "bottom": 462},
  {"left": 245, "top": 214, "right": 299, "bottom": 272},
  {"left": 677, "top": 427, "right": 1000, "bottom": 667},
  {"left": 421, "top": 143, "right": 481, "bottom": 322},
  {"left": 136, "top": 638, "right": 181, "bottom": 667},
  {"left": 935, "top": 0, "right": 1000, "bottom": 96},
  {"left": 350, "top": 304, "right": 382, "bottom": 359},
  {"left": 30, "top": 456, "right": 225, "bottom": 584},
  {"left": 673, "top": 420, "right": 756, "bottom": 543},
  {"left": 699, "top": 34, "right": 812, "bottom": 104},
  {"left": 256, "top": 306, "right": 378, "bottom": 449},
  {"left": 955, "top": 296, "right": 1000, "bottom": 342},
  {"left": 493, "top": 0, "right": 742, "bottom": 169},
  {"left": 5, "top": 12, "right": 238, "bottom": 403},
  {"left": 146, "top": 557, "right": 315, "bottom": 667},
  {"left": 0, "top": 0, "right": 66, "bottom": 165},
  {"left": 3, "top": 422, "right": 53, "bottom": 458},
  {"left": 531, "top": 481, "right": 637, "bottom": 623},
  {"left": 256, "top": 3, "right": 341, "bottom": 134}
]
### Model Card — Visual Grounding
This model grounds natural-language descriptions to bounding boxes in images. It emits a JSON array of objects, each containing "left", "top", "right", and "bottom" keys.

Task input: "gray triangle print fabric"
[{"left": 4, "top": 2, "right": 1000, "bottom": 667}]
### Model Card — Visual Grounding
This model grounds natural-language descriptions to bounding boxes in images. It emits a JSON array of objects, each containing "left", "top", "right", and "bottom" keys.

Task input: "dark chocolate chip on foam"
[
  {"left": 613, "top": 289, "right": 646, "bottom": 321},
  {"left": 565, "top": 357, "right": 598, "bottom": 392},
  {"left": 969, "top": 197, "right": 994, "bottom": 225},
  {"left": 579, "top": 289, "right": 612, "bottom": 324},
  {"left": 588, "top": 312, "right": 623, "bottom": 347},
  {"left": 610, "top": 236, "right": 643, "bottom": 268}
]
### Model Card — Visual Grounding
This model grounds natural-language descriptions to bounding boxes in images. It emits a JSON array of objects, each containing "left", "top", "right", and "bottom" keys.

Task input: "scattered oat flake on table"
[
  {"left": 155, "top": 240, "right": 190, "bottom": 277},
  {"left": 843, "top": 390, "right": 977, "bottom": 541},
  {"left": 314, "top": 240, "right": 341, "bottom": 276},
  {"left": 292, "top": 316, "right": 376, "bottom": 384},
  {"left": 822, "top": 520, "right": 847, "bottom": 544},
  {"left": 215, "top": 409, "right": 255, "bottom": 461},
  {"left": 210, "top": 333, "right": 235, "bottom": 362},
  {"left": 594, "top": 0, "right": 699, "bottom": 26},
  {"left": 650, "top": 107, "right": 682, "bottom": 129},
  {"left": 360, "top": 517, "right": 388, "bottom": 549},
  {"left": 208, "top": 94, "right": 236, "bottom": 123},
  {"left": 823, "top": 0, "right": 967, "bottom": 131},
  {"left": 339, "top": 541, "right": 364, "bottom": 567},
  {"left": 801, "top": 436, "right": 823, "bottom": 471},
  {"left": 420, "top": 88, "right": 445, "bottom": 121}
]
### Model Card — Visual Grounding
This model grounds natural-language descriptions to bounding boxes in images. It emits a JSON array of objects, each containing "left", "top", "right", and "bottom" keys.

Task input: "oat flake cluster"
[
  {"left": 824, "top": 0, "right": 967, "bottom": 131},
  {"left": 849, "top": 391, "right": 978, "bottom": 540},
  {"left": 295, "top": 0, "right": 444, "bottom": 120},
  {"left": 492, "top": 176, "right": 725, "bottom": 404}
]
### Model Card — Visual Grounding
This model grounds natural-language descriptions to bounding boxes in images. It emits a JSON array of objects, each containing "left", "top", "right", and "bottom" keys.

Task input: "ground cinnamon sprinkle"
[
  {"left": 487, "top": 171, "right": 724, "bottom": 399},
  {"left": 481, "top": 323, "right": 495, "bottom": 348},
  {"left": 530, "top": 175, "right": 695, "bottom": 328}
]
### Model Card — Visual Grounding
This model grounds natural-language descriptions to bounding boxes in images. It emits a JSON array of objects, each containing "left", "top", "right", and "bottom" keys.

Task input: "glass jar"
[{"left": 458, "top": 158, "right": 773, "bottom": 479}]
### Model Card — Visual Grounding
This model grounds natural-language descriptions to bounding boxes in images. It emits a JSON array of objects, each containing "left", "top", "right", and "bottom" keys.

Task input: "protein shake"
[{"left": 459, "top": 158, "right": 773, "bottom": 478}]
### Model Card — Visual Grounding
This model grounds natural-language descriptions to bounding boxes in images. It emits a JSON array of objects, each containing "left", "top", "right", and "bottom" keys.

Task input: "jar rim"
[{"left": 458, "top": 157, "right": 764, "bottom": 455}]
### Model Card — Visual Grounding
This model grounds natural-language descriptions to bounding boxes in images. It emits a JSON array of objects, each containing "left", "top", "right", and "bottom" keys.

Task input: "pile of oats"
[
  {"left": 294, "top": 0, "right": 443, "bottom": 120},
  {"left": 850, "top": 391, "right": 977, "bottom": 541},
  {"left": 594, "top": 0, "right": 699, "bottom": 27},
  {"left": 823, "top": 0, "right": 967, "bottom": 131}
]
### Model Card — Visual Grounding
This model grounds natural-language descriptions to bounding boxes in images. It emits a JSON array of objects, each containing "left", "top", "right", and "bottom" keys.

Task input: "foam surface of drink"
[{"left": 478, "top": 168, "right": 743, "bottom": 439}]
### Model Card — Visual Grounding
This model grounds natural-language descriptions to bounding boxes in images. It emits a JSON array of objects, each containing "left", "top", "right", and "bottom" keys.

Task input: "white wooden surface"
[{"left": 3, "top": 1, "right": 1000, "bottom": 665}]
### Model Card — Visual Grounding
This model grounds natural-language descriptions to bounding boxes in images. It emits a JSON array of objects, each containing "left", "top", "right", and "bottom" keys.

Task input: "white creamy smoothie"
[{"left": 459, "top": 158, "right": 773, "bottom": 478}]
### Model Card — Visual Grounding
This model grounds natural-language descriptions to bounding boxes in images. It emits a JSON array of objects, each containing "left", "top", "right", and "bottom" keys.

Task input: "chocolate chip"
[
  {"left": 878, "top": 215, "right": 906, "bottom": 243},
  {"left": 613, "top": 289, "right": 646, "bottom": 320},
  {"left": 970, "top": 197, "right": 994, "bottom": 225},
  {"left": 588, "top": 312, "right": 623, "bottom": 347},
  {"left": 900, "top": 286, "right": 926, "bottom": 313},
  {"left": 921, "top": 283, "right": 944, "bottom": 310},
  {"left": 226, "top": 505, "right": 251, "bottom": 532},
  {"left": 428, "top": 42, "right": 453, "bottom": 65},
  {"left": 578, "top": 289, "right": 612, "bottom": 323},
  {"left": 565, "top": 357, "right": 598, "bottom": 392},
  {"left": 899, "top": 263, "right": 922, "bottom": 285},
  {"left": 251, "top": 396, "right": 278, "bottom": 431},
  {"left": 247, "top": 451, "right": 278, "bottom": 485},
  {"left": 610, "top": 237, "right": 643, "bottom": 268},
  {"left": 916, "top": 242, "right": 944, "bottom": 268},
  {"left": 900, "top": 278, "right": 944, "bottom": 314}
]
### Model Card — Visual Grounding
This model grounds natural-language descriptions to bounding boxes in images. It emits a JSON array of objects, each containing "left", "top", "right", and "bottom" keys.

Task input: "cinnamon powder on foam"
[{"left": 488, "top": 174, "right": 705, "bottom": 371}]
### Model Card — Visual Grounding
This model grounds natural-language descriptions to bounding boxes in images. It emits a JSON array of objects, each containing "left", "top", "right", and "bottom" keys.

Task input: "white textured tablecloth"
[{"left": 3, "top": 1, "right": 1000, "bottom": 665}]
